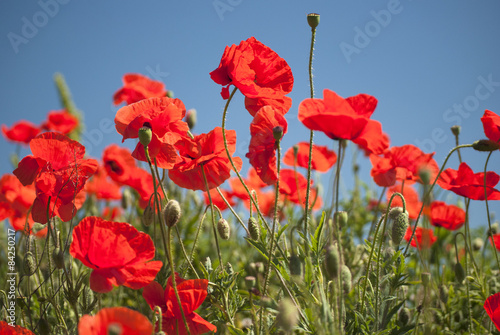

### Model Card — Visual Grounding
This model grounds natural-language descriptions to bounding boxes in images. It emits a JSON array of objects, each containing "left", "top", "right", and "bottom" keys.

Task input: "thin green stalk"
[
  {"left": 483, "top": 152, "right": 500, "bottom": 269},
  {"left": 216, "top": 187, "right": 250, "bottom": 235},
  {"left": 201, "top": 164, "right": 223, "bottom": 268}
]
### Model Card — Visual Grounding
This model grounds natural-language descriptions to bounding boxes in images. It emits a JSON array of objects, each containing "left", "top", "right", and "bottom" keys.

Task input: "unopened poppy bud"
[
  {"left": 251, "top": 262, "right": 264, "bottom": 274},
  {"left": 439, "top": 285, "right": 449, "bottom": 304},
  {"left": 166, "top": 90, "right": 174, "bottom": 98},
  {"left": 204, "top": 257, "right": 213, "bottom": 272},
  {"left": 472, "top": 139, "right": 500, "bottom": 152},
  {"left": 289, "top": 254, "right": 303, "bottom": 277},
  {"left": 138, "top": 126, "right": 152, "bottom": 147},
  {"left": 24, "top": 251, "right": 36, "bottom": 276},
  {"left": 141, "top": 204, "right": 154, "bottom": 227},
  {"left": 391, "top": 212, "right": 409, "bottom": 246},
  {"left": 217, "top": 218, "right": 230, "bottom": 240},
  {"left": 26, "top": 235, "right": 35, "bottom": 253},
  {"left": 245, "top": 276, "right": 256, "bottom": 290},
  {"left": 389, "top": 207, "right": 404, "bottom": 220},
  {"left": 489, "top": 222, "right": 499, "bottom": 235},
  {"left": 450, "top": 125, "right": 461, "bottom": 136},
  {"left": 186, "top": 109, "right": 197, "bottom": 130},
  {"left": 121, "top": 188, "right": 133, "bottom": 210},
  {"left": 307, "top": 13, "right": 320, "bottom": 29},
  {"left": 107, "top": 323, "right": 123, "bottom": 335},
  {"left": 273, "top": 126, "right": 284, "bottom": 141},
  {"left": 276, "top": 298, "right": 299, "bottom": 332},
  {"left": 39, "top": 318, "right": 51, "bottom": 335},
  {"left": 398, "top": 307, "right": 410, "bottom": 326},
  {"left": 454, "top": 262, "right": 465, "bottom": 283},
  {"left": 472, "top": 237, "right": 483, "bottom": 251},
  {"left": 421, "top": 272, "right": 431, "bottom": 288},
  {"left": 334, "top": 211, "right": 348, "bottom": 229},
  {"left": 53, "top": 248, "right": 65, "bottom": 269},
  {"left": 293, "top": 144, "right": 299, "bottom": 156},
  {"left": 248, "top": 217, "right": 260, "bottom": 240},
  {"left": 325, "top": 244, "right": 340, "bottom": 279},
  {"left": 419, "top": 167, "right": 432, "bottom": 185},
  {"left": 163, "top": 199, "right": 181, "bottom": 227},
  {"left": 341, "top": 265, "right": 352, "bottom": 293}
]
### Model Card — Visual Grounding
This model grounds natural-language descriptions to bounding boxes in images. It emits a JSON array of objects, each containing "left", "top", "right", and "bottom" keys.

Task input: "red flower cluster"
[
  {"left": 84, "top": 166, "right": 122, "bottom": 201},
  {"left": 78, "top": 307, "right": 153, "bottom": 335},
  {"left": 279, "top": 169, "right": 322, "bottom": 210},
  {"left": 143, "top": 274, "right": 217, "bottom": 335},
  {"left": 210, "top": 36, "right": 293, "bottom": 115},
  {"left": 113, "top": 73, "right": 168, "bottom": 105},
  {"left": 438, "top": 162, "right": 500, "bottom": 201},
  {"left": 283, "top": 142, "right": 337, "bottom": 172},
  {"left": 70, "top": 216, "right": 162, "bottom": 293},
  {"left": 298, "top": 89, "right": 389, "bottom": 155},
  {"left": 13, "top": 132, "right": 98, "bottom": 224}
]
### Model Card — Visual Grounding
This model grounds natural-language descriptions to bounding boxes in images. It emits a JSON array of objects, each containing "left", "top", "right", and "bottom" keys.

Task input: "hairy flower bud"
[
  {"left": 454, "top": 262, "right": 465, "bottom": 283},
  {"left": 273, "top": 126, "right": 284, "bottom": 142},
  {"left": 186, "top": 109, "right": 197, "bottom": 130},
  {"left": 325, "top": 244, "right": 340, "bottom": 279},
  {"left": 53, "top": 248, "right": 65, "bottom": 270},
  {"left": 307, "top": 13, "right": 320, "bottom": 29},
  {"left": 341, "top": 265, "right": 352, "bottom": 293},
  {"left": 247, "top": 217, "right": 260, "bottom": 241},
  {"left": 391, "top": 212, "right": 409, "bottom": 245},
  {"left": 138, "top": 126, "right": 152, "bottom": 147},
  {"left": 217, "top": 218, "right": 230, "bottom": 240},
  {"left": 163, "top": 199, "right": 181, "bottom": 227},
  {"left": 439, "top": 285, "right": 449, "bottom": 304},
  {"left": 472, "top": 139, "right": 500, "bottom": 152},
  {"left": 24, "top": 251, "right": 36, "bottom": 276},
  {"left": 334, "top": 211, "right": 348, "bottom": 229},
  {"left": 141, "top": 204, "right": 154, "bottom": 227},
  {"left": 289, "top": 254, "right": 303, "bottom": 277},
  {"left": 276, "top": 298, "right": 299, "bottom": 332},
  {"left": 472, "top": 237, "right": 484, "bottom": 251},
  {"left": 398, "top": 307, "right": 410, "bottom": 326},
  {"left": 450, "top": 125, "right": 461, "bottom": 136}
]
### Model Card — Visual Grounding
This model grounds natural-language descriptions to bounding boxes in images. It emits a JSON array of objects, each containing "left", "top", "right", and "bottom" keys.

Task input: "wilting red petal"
[
  {"left": 1, "top": 120, "right": 40, "bottom": 145},
  {"left": 283, "top": 142, "right": 337, "bottom": 172},
  {"left": 484, "top": 293, "right": 500, "bottom": 331},
  {"left": 78, "top": 307, "right": 154, "bottom": 335}
]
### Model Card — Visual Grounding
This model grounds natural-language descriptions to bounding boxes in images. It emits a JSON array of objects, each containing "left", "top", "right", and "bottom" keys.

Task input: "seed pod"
[
  {"left": 472, "top": 139, "right": 500, "bottom": 152},
  {"left": 276, "top": 298, "right": 299, "bottom": 332},
  {"left": 341, "top": 265, "right": 352, "bottom": 293},
  {"left": 472, "top": 237, "right": 483, "bottom": 251},
  {"left": 398, "top": 307, "right": 410, "bottom": 326},
  {"left": 273, "top": 126, "right": 284, "bottom": 141},
  {"left": 163, "top": 199, "right": 181, "bottom": 227},
  {"left": 248, "top": 217, "right": 260, "bottom": 241},
  {"left": 439, "top": 285, "right": 449, "bottom": 304},
  {"left": 289, "top": 254, "right": 303, "bottom": 277},
  {"left": 391, "top": 212, "right": 409, "bottom": 246},
  {"left": 141, "top": 204, "right": 154, "bottom": 227},
  {"left": 24, "top": 251, "right": 36, "bottom": 276},
  {"left": 307, "top": 13, "right": 320, "bottom": 29},
  {"left": 121, "top": 188, "right": 133, "bottom": 210},
  {"left": 217, "top": 218, "right": 230, "bottom": 240},
  {"left": 324, "top": 244, "right": 340, "bottom": 279},
  {"left": 334, "top": 211, "right": 348, "bottom": 229},
  {"left": 419, "top": 167, "right": 431, "bottom": 185},
  {"left": 450, "top": 125, "right": 461, "bottom": 136},
  {"left": 389, "top": 207, "right": 404, "bottom": 220},
  {"left": 138, "top": 126, "right": 152, "bottom": 146},
  {"left": 245, "top": 276, "right": 256, "bottom": 290},
  {"left": 52, "top": 248, "right": 65, "bottom": 270},
  {"left": 39, "top": 318, "right": 51, "bottom": 335},
  {"left": 454, "top": 263, "right": 465, "bottom": 283}
]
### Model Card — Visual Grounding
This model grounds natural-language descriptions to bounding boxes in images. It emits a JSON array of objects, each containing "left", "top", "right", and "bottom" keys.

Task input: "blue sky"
[{"left": 1, "top": 0, "right": 499, "bottom": 227}]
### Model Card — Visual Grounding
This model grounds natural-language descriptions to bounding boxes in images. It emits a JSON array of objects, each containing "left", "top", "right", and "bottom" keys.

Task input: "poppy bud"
[
  {"left": 419, "top": 167, "right": 432, "bottom": 185},
  {"left": 273, "top": 126, "right": 284, "bottom": 141},
  {"left": 24, "top": 251, "right": 36, "bottom": 276},
  {"left": 324, "top": 244, "right": 340, "bottom": 279},
  {"left": 121, "top": 188, "right": 133, "bottom": 210},
  {"left": 389, "top": 207, "right": 404, "bottom": 220},
  {"left": 141, "top": 204, "right": 154, "bottom": 227},
  {"left": 186, "top": 109, "right": 197, "bottom": 130},
  {"left": 250, "top": 262, "right": 264, "bottom": 274},
  {"left": 391, "top": 212, "right": 409, "bottom": 246},
  {"left": 472, "top": 237, "right": 483, "bottom": 251},
  {"left": 166, "top": 90, "right": 174, "bottom": 98},
  {"left": 138, "top": 126, "right": 152, "bottom": 147},
  {"left": 307, "top": 13, "right": 320, "bottom": 29},
  {"left": 472, "top": 139, "right": 500, "bottom": 152},
  {"left": 245, "top": 276, "right": 256, "bottom": 290},
  {"left": 334, "top": 211, "right": 348, "bottom": 229},
  {"left": 398, "top": 307, "right": 410, "bottom": 326},
  {"left": 163, "top": 199, "right": 181, "bottom": 228},
  {"left": 26, "top": 235, "right": 35, "bottom": 253},
  {"left": 421, "top": 272, "right": 431, "bottom": 288},
  {"left": 217, "top": 218, "right": 230, "bottom": 240},
  {"left": 293, "top": 144, "right": 299, "bottom": 157},
  {"left": 106, "top": 323, "right": 123, "bottom": 335},
  {"left": 248, "top": 217, "right": 260, "bottom": 240},
  {"left": 289, "top": 254, "right": 303, "bottom": 277},
  {"left": 488, "top": 222, "right": 499, "bottom": 235},
  {"left": 439, "top": 284, "right": 449, "bottom": 304},
  {"left": 454, "top": 262, "right": 465, "bottom": 283},
  {"left": 276, "top": 298, "right": 299, "bottom": 332},
  {"left": 450, "top": 125, "right": 461, "bottom": 136},
  {"left": 341, "top": 265, "right": 352, "bottom": 293},
  {"left": 204, "top": 257, "right": 213, "bottom": 272},
  {"left": 53, "top": 248, "right": 65, "bottom": 270},
  {"left": 39, "top": 318, "right": 51, "bottom": 335}
]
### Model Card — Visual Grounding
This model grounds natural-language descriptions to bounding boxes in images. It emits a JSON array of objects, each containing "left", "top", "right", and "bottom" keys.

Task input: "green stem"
[
  {"left": 483, "top": 152, "right": 500, "bottom": 269},
  {"left": 201, "top": 164, "right": 223, "bottom": 268},
  {"left": 216, "top": 187, "right": 250, "bottom": 235}
]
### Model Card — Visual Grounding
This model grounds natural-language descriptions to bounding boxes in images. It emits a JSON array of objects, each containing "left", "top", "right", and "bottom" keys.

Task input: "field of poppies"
[{"left": 2, "top": 13, "right": 500, "bottom": 335}]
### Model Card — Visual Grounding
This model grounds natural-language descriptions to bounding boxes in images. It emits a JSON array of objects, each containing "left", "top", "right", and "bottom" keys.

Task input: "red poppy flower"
[
  {"left": 386, "top": 184, "right": 422, "bottom": 220},
  {"left": 115, "top": 97, "right": 189, "bottom": 169},
  {"left": 2, "top": 120, "right": 40, "bottom": 145},
  {"left": 283, "top": 142, "right": 337, "bottom": 172},
  {"left": 481, "top": 110, "right": 500, "bottom": 144},
  {"left": 0, "top": 321, "right": 34, "bottom": 334},
  {"left": 404, "top": 226, "right": 437, "bottom": 249},
  {"left": 298, "top": 90, "right": 388, "bottom": 155},
  {"left": 169, "top": 127, "right": 242, "bottom": 191},
  {"left": 13, "top": 132, "right": 98, "bottom": 224},
  {"left": 204, "top": 188, "right": 235, "bottom": 211},
  {"left": 113, "top": 73, "right": 168, "bottom": 105},
  {"left": 491, "top": 234, "right": 500, "bottom": 251},
  {"left": 85, "top": 166, "right": 122, "bottom": 200},
  {"left": 210, "top": 36, "right": 294, "bottom": 114},
  {"left": 484, "top": 293, "right": 500, "bottom": 331},
  {"left": 244, "top": 95, "right": 292, "bottom": 117},
  {"left": 70, "top": 216, "right": 162, "bottom": 293},
  {"left": 438, "top": 162, "right": 500, "bottom": 200},
  {"left": 143, "top": 275, "right": 217, "bottom": 335},
  {"left": 102, "top": 206, "right": 122, "bottom": 221},
  {"left": 428, "top": 201, "right": 465, "bottom": 230},
  {"left": 370, "top": 145, "right": 439, "bottom": 187},
  {"left": 246, "top": 106, "right": 288, "bottom": 185},
  {"left": 41, "top": 109, "right": 78, "bottom": 135},
  {"left": 229, "top": 167, "right": 268, "bottom": 201},
  {"left": 78, "top": 307, "right": 154, "bottom": 335},
  {"left": 279, "top": 169, "right": 322, "bottom": 210}
]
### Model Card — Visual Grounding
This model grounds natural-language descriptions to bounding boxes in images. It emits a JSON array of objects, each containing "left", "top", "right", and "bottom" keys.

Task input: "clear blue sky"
[{"left": 1, "top": 0, "right": 499, "bottom": 227}]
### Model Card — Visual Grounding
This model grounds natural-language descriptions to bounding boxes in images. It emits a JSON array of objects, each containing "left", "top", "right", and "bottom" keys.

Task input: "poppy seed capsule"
[
  {"left": 391, "top": 212, "right": 409, "bottom": 246},
  {"left": 163, "top": 199, "right": 181, "bottom": 227},
  {"left": 186, "top": 109, "right": 197, "bottom": 130},
  {"left": 439, "top": 285, "right": 449, "bottom": 304},
  {"left": 334, "top": 211, "right": 348, "bottom": 229},
  {"left": 473, "top": 237, "right": 484, "bottom": 251},
  {"left": 307, "top": 13, "right": 320, "bottom": 29},
  {"left": 217, "top": 218, "right": 230, "bottom": 240},
  {"left": 325, "top": 244, "right": 340, "bottom": 279},
  {"left": 472, "top": 139, "right": 500, "bottom": 152},
  {"left": 53, "top": 248, "right": 65, "bottom": 269},
  {"left": 450, "top": 125, "right": 461, "bottom": 136},
  {"left": 138, "top": 126, "right": 152, "bottom": 147},
  {"left": 248, "top": 217, "right": 260, "bottom": 240},
  {"left": 273, "top": 126, "right": 284, "bottom": 141},
  {"left": 142, "top": 204, "right": 154, "bottom": 227},
  {"left": 24, "top": 251, "right": 36, "bottom": 276},
  {"left": 341, "top": 265, "right": 352, "bottom": 293}
]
